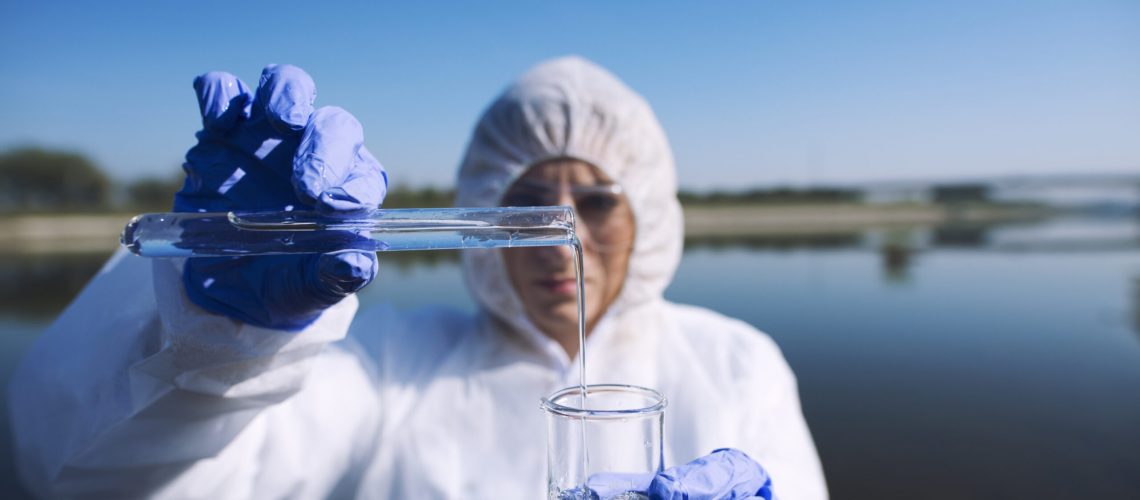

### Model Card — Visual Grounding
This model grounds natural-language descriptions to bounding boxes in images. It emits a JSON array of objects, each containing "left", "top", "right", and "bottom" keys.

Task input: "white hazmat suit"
[{"left": 9, "top": 56, "right": 828, "bottom": 499}]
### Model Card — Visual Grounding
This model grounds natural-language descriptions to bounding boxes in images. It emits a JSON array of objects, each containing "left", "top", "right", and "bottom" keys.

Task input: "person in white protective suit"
[{"left": 8, "top": 56, "right": 828, "bottom": 499}]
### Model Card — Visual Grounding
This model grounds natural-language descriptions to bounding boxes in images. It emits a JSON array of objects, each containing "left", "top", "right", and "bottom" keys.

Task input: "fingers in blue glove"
[
  {"left": 296, "top": 106, "right": 389, "bottom": 211},
  {"left": 253, "top": 64, "right": 316, "bottom": 134},
  {"left": 647, "top": 449, "right": 774, "bottom": 500},
  {"left": 315, "top": 251, "right": 378, "bottom": 297},
  {"left": 193, "top": 71, "right": 251, "bottom": 133},
  {"left": 179, "top": 64, "right": 386, "bottom": 331},
  {"left": 183, "top": 251, "right": 372, "bottom": 329},
  {"left": 343, "top": 145, "right": 388, "bottom": 209},
  {"left": 293, "top": 106, "right": 388, "bottom": 213},
  {"left": 183, "top": 65, "right": 319, "bottom": 211}
]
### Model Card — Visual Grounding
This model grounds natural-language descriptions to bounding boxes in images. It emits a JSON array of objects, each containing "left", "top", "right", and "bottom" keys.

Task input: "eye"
[
  {"left": 575, "top": 193, "right": 619, "bottom": 217},
  {"left": 501, "top": 191, "right": 546, "bottom": 207}
]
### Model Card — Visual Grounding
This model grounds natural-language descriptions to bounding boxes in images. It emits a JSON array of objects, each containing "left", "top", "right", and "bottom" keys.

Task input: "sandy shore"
[
  {"left": 1, "top": 204, "right": 1048, "bottom": 254},
  {"left": 0, "top": 214, "right": 133, "bottom": 254}
]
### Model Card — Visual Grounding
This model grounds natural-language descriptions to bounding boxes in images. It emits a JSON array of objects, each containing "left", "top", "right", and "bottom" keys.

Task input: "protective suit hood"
[{"left": 457, "top": 56, "right": 684, "bottom": 357}]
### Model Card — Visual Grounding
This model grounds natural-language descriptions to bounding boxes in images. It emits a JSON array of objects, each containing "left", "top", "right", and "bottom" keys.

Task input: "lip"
[{"left": 535, "top": 277, "right": 578, "bottom": 295}]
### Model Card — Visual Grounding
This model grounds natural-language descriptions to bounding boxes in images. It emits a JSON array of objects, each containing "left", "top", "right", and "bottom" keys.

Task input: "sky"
[{"left": 1, "top": 0, "right": 1138, "bottom": 190}]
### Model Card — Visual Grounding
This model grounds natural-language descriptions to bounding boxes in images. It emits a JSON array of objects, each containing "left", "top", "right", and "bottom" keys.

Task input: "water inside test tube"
[{"left": 559, "top": 491, "right": 646, "bottom": 500}]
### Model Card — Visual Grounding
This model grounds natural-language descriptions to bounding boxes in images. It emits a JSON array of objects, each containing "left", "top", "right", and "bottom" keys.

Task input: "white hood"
[{"left": 456, "top": 56, "right": 685, "bottom": 356}]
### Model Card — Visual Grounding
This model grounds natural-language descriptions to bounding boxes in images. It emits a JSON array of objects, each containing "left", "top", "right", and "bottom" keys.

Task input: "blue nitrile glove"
[
  {"left": 587, "top": 449, "right": 775, "bottom": 500},
  {"left": 174, "top": 64, "right": 387, "bottom": 330}
]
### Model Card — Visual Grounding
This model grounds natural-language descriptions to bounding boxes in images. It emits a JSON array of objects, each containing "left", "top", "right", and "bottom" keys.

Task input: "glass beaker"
[{"left": 540, "top": 384, "right": 667, "bottom": 500}]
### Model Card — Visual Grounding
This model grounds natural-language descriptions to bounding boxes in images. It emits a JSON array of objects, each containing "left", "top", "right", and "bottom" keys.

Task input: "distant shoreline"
[
  {"left": 0, "top": 204, "right": 1051, "bottom": 254},
  {"left": 0, "top": 214, "right": 132, "bottom": 254},
  {"left": 682, "top": 203, "right": 1048, "bottom": 237}
]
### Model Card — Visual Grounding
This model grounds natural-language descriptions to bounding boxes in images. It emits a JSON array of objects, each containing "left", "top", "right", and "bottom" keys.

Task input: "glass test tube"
[{"left": 121, "top": 206, "right": 575, "bottom": 258}]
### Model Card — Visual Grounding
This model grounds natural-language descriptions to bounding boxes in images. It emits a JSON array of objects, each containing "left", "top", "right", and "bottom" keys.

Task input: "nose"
[{"left": 531, "top": 241, "right": 574, "bottom": 266}]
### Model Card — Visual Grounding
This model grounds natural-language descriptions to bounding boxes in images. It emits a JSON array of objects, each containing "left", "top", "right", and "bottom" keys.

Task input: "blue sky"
[{"left": 1, "top": 0, "right": 1137, "bottom": 189}]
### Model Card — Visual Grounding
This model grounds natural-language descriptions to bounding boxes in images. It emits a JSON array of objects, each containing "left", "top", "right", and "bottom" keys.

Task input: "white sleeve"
[
  {"left": 7, "top": 251, "right": 374, "bottom": 498},
  {"left": 737, "top": 333, "right": 829, "bottom": 500}
]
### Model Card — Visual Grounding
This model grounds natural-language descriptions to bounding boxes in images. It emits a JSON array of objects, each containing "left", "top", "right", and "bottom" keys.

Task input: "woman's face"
[{"left": 500, "top": 159, "right": 635, "bottom": 357}]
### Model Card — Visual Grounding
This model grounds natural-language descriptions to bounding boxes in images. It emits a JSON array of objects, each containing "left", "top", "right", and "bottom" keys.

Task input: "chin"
[
  {"left": 547, "top": 312, "right": 580, "bottom": 330},
  {"left": 523, "top": 295, "right": 596, "bottom": 334},
  {"left": 529, "top": 309, "right": 578, "bottom": 332}
]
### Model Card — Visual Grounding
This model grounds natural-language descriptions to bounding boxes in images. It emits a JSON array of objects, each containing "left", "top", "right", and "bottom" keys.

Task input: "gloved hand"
[
  {"left": 174, "top": 64, "right": 387, "bottom": 330},
  {"left": 588, "top": 449, "right": 775, "bottom": 500}
]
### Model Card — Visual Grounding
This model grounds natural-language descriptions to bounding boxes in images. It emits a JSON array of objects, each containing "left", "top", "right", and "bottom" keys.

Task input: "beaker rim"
[{"left": 539, "top": 384, "right": 667, "bottom": 419}]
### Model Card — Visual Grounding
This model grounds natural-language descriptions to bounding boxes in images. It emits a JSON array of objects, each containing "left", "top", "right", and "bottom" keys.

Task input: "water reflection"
[
  {"left": 685, "top": 233, "right": 863, "bottom": 251},
  {"left": 0, "top": 252, "right": 110, "bottom": 318},
  {"left": 880, "top": 243, "right": 913, "bottom": 283},
  {"left": 931, "top": 224, "right": 990, "bottom": 247},
  {"left": 0, "top": 250, "right": 464, "bottom": 319},
  {"left": 1133, "top": 275, "right": 1140, "bottom": 337},
  {"left": 379, "top": 249, "right": 460, "bottom": 272}
]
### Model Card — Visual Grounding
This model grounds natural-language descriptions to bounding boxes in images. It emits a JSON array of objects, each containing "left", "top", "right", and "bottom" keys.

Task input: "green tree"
[
  {"left": 678, "top": 186, "right": 864, "bottom": 206},
  {"left": 383, "top": 185, "right": 455, "bottom": 208},
  {"left": 0, "top": 147, "right": 112, "bottom": 212},
  {"left": 126, "top": 176, "right": 184, "bottom": 211}
]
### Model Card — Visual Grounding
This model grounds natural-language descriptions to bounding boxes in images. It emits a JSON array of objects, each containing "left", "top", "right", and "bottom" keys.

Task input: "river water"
[{"left": 1, "top": 214, "right": 1138, "bottom": 498}]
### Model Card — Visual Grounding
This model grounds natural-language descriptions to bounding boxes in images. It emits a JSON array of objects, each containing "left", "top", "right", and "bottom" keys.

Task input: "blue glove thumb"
[
  {"left": 184, "top": 250, "right": 377, "bottom": 329},
  {"left": 647, "top": 449, "right": 774, "bottom": 500}
]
